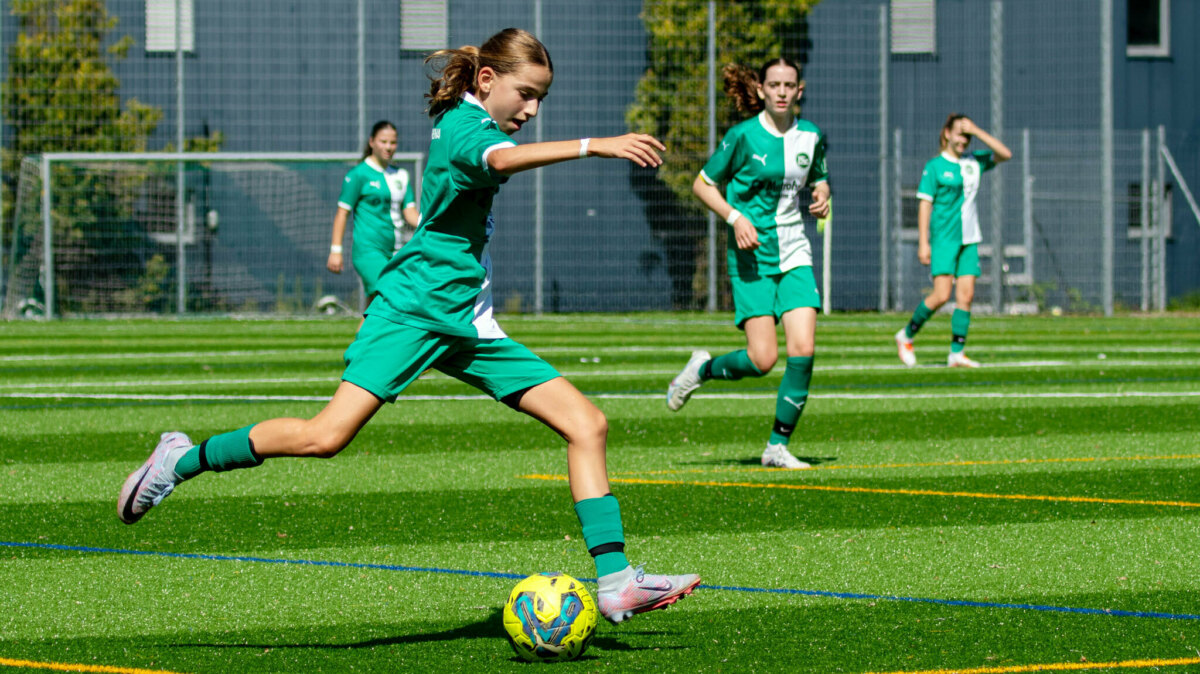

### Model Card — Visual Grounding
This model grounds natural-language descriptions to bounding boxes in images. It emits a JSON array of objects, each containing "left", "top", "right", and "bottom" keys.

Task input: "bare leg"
[
  {"left": 515, "top": 377, "right": 610, "bottom": 502},
  {"left": 955, "top": 275, "right": 976, "bottom": 310},
  {"left": 923, "top": 275, "right": 955, "bottom": 312},
  {"left": 250, "top": 380, "right": 383, "bottom": 459},
  {"left": 781, "top": 307, "right": 817, "bottom": 357},
  {"left": 742, "top": 315, "right": 780, "bottom": 373}
]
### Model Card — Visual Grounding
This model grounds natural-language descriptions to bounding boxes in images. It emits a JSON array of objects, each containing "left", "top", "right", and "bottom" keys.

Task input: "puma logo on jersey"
[
  {"left": 722, "top": 140, "right": 730, "bottom": 151},
  {"left": 369, "top": 181, "right": 381, "bottom": 189},
  {"left": 943, "top": 171, "right": 955, "bottom": 178},
  {"left": 752, "top": 153, "right": 768, "bottom": 166}
]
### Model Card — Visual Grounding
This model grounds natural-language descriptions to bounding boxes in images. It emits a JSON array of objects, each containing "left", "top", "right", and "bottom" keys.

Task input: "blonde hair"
[
  {"left": 722, "top": 57, "right": 803, "bottom": 114},
  {"left": 424, "top": 28, "right": 553, "bottom": 118}
]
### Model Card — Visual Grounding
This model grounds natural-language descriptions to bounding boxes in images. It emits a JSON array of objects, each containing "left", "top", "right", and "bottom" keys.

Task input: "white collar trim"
[
  {"left": 364, "top": 156, "right": 386, "bottom": 172},
  {"left": 942, "top": 151, "right": 963, "bottom": 162},
  {"left": 757, "top": 110, "right": 796, "bottom": 138}
]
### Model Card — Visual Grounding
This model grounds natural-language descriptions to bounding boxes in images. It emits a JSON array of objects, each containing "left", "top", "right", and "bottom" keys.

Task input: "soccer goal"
[{"left": 1, "top": 152, "right": 423, "bottom": 319}]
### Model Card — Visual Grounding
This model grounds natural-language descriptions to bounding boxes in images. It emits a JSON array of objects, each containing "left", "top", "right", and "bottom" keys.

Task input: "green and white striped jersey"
[
  {"left": 916, "top": 150, "right": 997, "bottom": 246},
  {"left": 700, "top": 112, "right": 828, "bottom": 275},
  {"left": 338, "top": 158, "right": 417, "bottom": 255},
  {"left": 371, "top": 93, "right": 515, "bottom": 338}
]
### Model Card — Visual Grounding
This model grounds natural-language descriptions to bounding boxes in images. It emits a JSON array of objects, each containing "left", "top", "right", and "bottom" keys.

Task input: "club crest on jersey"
[
  {"left": 795, "top": 153, "right": 810, "bottom": 169},
  {"left": 961, "top": 163, "right": 976, "bottom": 176}
]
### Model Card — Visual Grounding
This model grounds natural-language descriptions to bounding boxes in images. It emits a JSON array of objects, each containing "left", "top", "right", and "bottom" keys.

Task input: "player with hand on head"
[
  {"left": 118, "top": 28, "right": 699, "bottom": 626},
  {"left": 667, "top": 57, "right": 829, "bottom": 470},
  {"left": 894, "top": 114, "right": 1011, "bottom": 368},
  {"left": 327, "top": 120, "right": 419, "bottom": 319}
]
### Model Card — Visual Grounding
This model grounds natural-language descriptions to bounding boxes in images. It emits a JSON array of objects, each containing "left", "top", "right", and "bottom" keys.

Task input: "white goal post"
[{"left": 4, "top": 152, "right": 423, "bottom": 319}]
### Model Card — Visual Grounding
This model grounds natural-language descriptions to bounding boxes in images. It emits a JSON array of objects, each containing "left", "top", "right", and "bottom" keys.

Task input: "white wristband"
[
  {"left": 579, "top": 138, "right": 591, "bottom": 158},
  {"left": 330, "top": 244, "right": 343, "bottom": 254},
  {"left": 725, "top": 209, "right": 742, "bottom": 226}
]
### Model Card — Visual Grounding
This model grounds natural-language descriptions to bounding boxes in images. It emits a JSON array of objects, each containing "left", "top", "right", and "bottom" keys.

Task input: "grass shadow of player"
[
  {"left": 704, "top": 455, "right": 839, "bottom": 468},
  {"left": 176, "top": 607, "right": 507, "bottom": 650}
]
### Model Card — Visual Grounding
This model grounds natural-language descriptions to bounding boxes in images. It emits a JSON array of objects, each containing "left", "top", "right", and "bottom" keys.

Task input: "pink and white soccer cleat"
[
  {"left": 597, "top": 565, "right": 701, "bottom": 624},
  {"left": 117, "top": 431, "right": 192, "bottom": 524}
]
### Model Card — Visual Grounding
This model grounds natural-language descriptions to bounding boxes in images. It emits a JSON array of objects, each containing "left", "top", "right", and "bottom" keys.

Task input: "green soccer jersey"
[
  {"left": 338, "top": 158, "right": 418, "bottom": 254},
  {"left": 700, "top": 112, "right": 828, "bottom": 276},
  {"left": 371, "top": 93, "right": 515, "bottom": 338},
  {"left": 916, "top": 150, "right": 996, "bottom": 246}
]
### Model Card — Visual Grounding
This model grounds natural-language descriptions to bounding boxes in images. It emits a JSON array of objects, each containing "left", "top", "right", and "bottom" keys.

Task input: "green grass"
[{"left": 1, "top": 313, "right": 1199, "bottom": 673}]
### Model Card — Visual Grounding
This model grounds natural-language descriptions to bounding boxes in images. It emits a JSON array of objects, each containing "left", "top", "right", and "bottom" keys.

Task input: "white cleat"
[
  {"left": 894, "top": 329, "right": 917, "bottom": 367},
  {"left": 666, "top": 350, "right": 711, "bottom": 411},
  {"left": 597, "top": 565, "right": 701, "bottom": 624},
  {"left": 947, "top": 352, "right": 981, "bottom": 368},
  {"left": 117, "top": 431, "right": 192, "bottom": 524},
  {"left": 761, "top": 442, "right": 811, "bottom": 469}
]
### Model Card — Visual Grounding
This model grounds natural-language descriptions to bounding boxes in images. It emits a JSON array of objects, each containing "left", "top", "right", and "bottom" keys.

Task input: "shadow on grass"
[
  {"left": 697, "top": 455, "right": 840, "bottom": 468},
  {"left": 172, "top": 608, "right": 680, "bottom": 656}
]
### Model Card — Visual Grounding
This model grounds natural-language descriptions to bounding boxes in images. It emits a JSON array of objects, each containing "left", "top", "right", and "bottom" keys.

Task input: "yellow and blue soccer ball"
[{"left": 502, "top": 572, "right": 597, "bottom": 662}]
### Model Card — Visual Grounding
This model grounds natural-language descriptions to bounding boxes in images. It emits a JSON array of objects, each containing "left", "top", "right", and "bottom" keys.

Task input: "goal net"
[{"left": 2, "top": 152, "right": 423, "bottom": 318}]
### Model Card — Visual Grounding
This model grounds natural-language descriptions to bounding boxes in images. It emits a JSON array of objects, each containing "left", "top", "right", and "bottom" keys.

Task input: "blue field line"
[{"left": 6, "top": 540, "right": 1200, "bottom": 622}]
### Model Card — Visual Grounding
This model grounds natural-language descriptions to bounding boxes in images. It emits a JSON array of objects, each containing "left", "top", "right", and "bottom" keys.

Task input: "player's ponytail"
[
  {"left": 360, "top": 120, "right": 396, "bottom": 161},
  {"left": 722, "top": 57, "right": 803, "bottom": 116},
  {"left": 425, "top": 28, "right": 553, "bottom": 118}
]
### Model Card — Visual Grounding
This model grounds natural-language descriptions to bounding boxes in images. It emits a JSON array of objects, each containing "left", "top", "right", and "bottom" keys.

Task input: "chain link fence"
[{"left": 1, "top": 0, "right": 1194, "bottom": 317}]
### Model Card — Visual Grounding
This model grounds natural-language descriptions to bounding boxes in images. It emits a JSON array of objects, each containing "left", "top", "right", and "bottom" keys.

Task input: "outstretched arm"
[
  {"left": 961, "top": 118, "right": 1012, "bottom": 163},
  {"left": 487, "top": 134, "right": 665, "bottom": 175}
]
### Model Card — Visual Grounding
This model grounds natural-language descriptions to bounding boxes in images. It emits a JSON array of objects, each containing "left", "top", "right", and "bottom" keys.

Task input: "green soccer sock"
[
  {"left": 768, "top": 356, "right": 814, "bottom": 446},
  {"left": 905, "top": 300, "right": 935, "bottom": 339},
  {"left": 574, "top": 493, "right": 630, "bottom": 578},
  {"left": 702, "top": 349, "right": 764, "bottom": 381},
  {"left": 950, "top": 309, "right": 971, "bottom": 353},
  {"left": 174, "top": 424, "right": 263, "bottom": 480}
]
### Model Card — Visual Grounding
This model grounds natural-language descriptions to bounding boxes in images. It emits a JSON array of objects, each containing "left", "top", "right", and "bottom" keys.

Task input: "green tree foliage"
[
  {"left": 2, "top": 0, "right": 168, "bottom": 313},
  {"left": 626, "top": 0, "right": 817, "bottom": 308}
]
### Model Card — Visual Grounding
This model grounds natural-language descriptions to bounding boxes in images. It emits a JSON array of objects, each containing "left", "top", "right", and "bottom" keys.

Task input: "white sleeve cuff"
[
  {"left": 698, "top": 170, "right": 717, "bottom": 186},
  {"left": 916, "top": 193, "right": 934, "bottom": 202},
  {"left": 337, "top": 202, "right": 353, "bottom": 211},
  {"left": 481, "top": 141, "right": 517, "bottom": 169}
]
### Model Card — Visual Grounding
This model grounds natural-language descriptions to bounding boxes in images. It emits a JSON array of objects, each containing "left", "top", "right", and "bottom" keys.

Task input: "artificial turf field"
[{"left": 1, "top": 313, "right": 1199, "bottom": 673}]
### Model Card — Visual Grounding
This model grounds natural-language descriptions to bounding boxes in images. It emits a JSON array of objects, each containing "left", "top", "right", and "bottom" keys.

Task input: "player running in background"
[
  {"left": 327, "top": 120, "right": 419, "bottom": 313},
  {"left": 893, "top": 114, "right": 1011, "bottom": 368},
  {"left": 666, "top": 57, "right": 830, "bottom": 470},
  {"left": 119, "top": 28, "right": 700, "bottom": 625}
]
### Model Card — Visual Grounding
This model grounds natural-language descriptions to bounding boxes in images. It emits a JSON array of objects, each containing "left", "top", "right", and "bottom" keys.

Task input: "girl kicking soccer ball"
[
  {"left": 893, "top": 114, "right": 1011, "bottom": 368},
  {"left": 119, "top": 28, "right": 699, "bottom": 625}
]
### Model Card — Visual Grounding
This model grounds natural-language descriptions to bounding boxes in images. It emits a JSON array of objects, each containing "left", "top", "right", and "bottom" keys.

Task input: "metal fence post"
[
  {"left": 892, "top": 128, "right": 903, "bottom": 312},
  {"left": 705, "top": 0, "right": 717, "bottom": 313},
  {"left": 534, "top": 0, "right": 544, "bottom": 314},
  {"left": 878, "top": 3, "right": 890, "bottom": 314},
  {"left": 1155, "top": 125, "right": 1166, "bottom": 311},
  {"left": 1100, "top": 0, "right": 1114, "bottom": 316},
  {"left": 990, "top": 0, "right": 1004, "bottom": 313},
  {"left": 1022, "top": 129, "right": 1033, "bottom": 303},
  {"left": 1140, "top": 128, "right": 1150, "bottom": 311},
  {"left": 175, "top": 0, "right": 187, "bottom": 315},
  {"left": 41, "top": 155, "right": 53, "bottom": 319}
]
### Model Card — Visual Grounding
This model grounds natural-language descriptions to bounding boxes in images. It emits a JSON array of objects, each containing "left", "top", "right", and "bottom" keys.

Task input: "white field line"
[
  {"left": 3, "top": 358, "right": 1200, "bottom": 391},
  {"left": 3, "top": 390, "right": 1198, "bottom": 403},
  {"left": 3, "top": 345, "right": 1200, "bottom": 363}
]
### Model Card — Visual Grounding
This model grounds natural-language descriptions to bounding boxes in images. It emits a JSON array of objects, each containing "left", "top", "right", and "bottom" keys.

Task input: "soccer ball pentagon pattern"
[{"left": 502, "top": 572, "right": 597, "bottom": 662}]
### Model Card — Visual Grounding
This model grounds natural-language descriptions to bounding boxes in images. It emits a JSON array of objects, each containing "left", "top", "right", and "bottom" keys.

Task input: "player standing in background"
[
  {"left": 666, "top": 57, "right": 830, "bottom": 470},
  {"left": 894, "top": 114, "right": 1011, "bottom": 368},
  {"left": 118, "top": 28, "right": 699, "bottom": 625},
  {"left": 327, "top": 120, "right": 420, "bottom": 314}
]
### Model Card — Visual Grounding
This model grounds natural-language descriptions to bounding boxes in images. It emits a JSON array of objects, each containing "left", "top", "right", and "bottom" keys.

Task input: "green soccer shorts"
[
  {"left": 342, "top": 315, "right": 561, "bottom": 402},
  {"left": 730, "top": 265, "right": 821, "bottom": 329},
  {"left": 930, "top": 241, "right": 980, "bottom": 278},
  {"left": 352, "top": 245, "right": 393, "bottom": 298}
]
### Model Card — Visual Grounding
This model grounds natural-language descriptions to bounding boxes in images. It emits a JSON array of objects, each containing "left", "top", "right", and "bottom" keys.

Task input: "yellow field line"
[
  {"left": 611, "top": 453, "right": 1200, "bottom": 477},
  {"left": 0, "top": 657, "right": 186, "bottom": 674},
  {"left": 522, "top": 474, "right": 1200, "bottom": 508},
  {"left": 863, "top": 655, "right": 1200, "bottom": 673}
]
